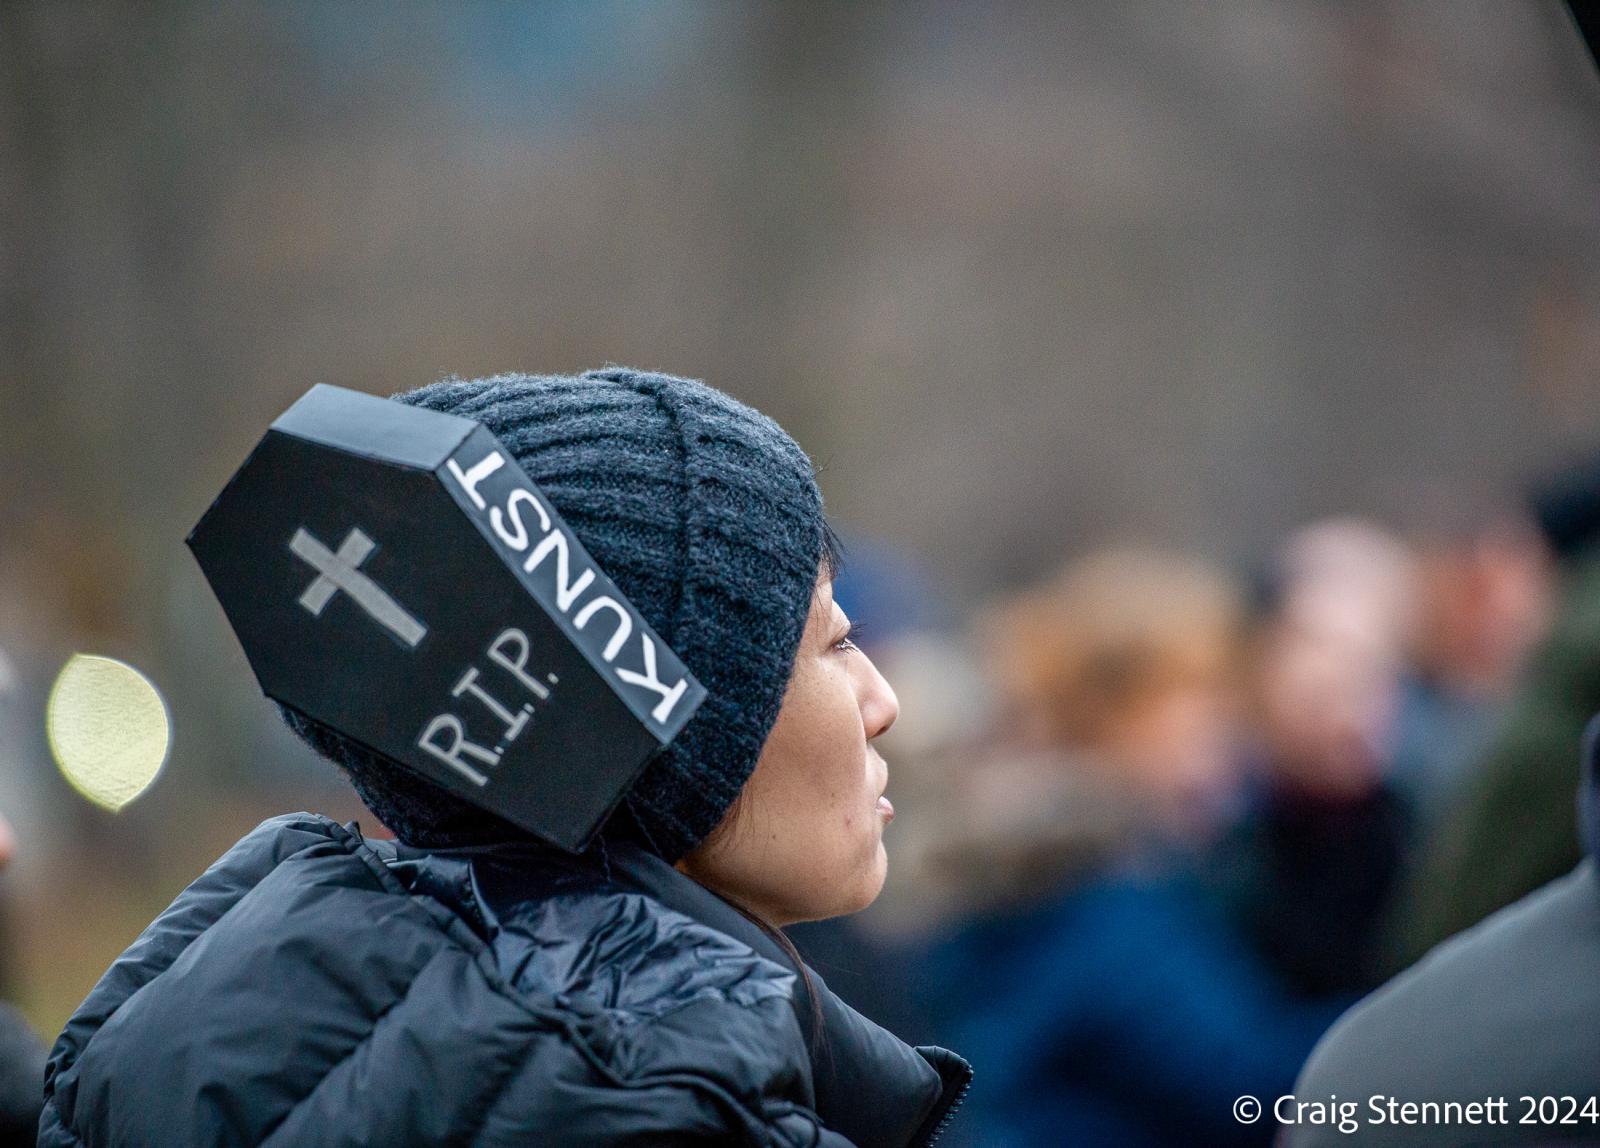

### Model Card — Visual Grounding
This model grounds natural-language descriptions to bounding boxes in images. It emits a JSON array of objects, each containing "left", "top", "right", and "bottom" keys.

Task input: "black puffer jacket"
[{"left": 40, "top": 814, "right": 970, "bottom": 1147}]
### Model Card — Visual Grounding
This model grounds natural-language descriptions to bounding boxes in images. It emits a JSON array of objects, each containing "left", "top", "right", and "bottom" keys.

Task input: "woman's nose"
[{"left": 861, "top": 656, "right": 899, "bottom": 740}]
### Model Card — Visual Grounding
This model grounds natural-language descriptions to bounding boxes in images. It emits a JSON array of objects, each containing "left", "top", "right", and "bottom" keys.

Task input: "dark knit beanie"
[{"left": 281, "top": 367, "right": 826, "bottom": 862}]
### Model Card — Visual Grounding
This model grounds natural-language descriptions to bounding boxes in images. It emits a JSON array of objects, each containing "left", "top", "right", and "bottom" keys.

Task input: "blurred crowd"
[{"left": 792, "top": 451, "right": 1600, "bottom": 1146}]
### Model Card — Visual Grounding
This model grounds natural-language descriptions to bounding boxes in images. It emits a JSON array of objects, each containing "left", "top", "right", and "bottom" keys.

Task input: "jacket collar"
[
  {"left": 600, "top": 843, "right": 969, "bottom": 1146},
  {"left": 453, "top": 838, "right": 970, "bottom": 1148}
]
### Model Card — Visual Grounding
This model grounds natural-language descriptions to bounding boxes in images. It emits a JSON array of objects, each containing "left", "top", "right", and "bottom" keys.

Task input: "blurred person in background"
[
  {"left": 1285, "top": 712, "right": 1600, "bottom": 1148},
  {"left": 912, "top": 547, "right": 1344, "bottom": 1148},
  {"left": 0, "top": 833, "right": 43, "bottom": 1146},
  {"left": 0, "top": 643, "right": 44, "bottom": 1143},
  {"left": 0, "top": 796, "right": 43, "bottom": 1142},
  {"left": 1388, "top": 509, "right": 1553, "bottom": 827},
  {"left": 1207, "top": 519, "right": 1418, "bottom": 996},
  {"left": 1392, "top": 454, "right": 1600, "bottom": 966}
]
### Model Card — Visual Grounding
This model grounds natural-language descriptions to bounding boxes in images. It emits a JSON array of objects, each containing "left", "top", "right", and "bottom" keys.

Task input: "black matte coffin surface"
[
  {"left": 188, "top": 385, "right": 705, "bottom": 850},
  {"left": 1570, "top": 1, "right": 1600, "bottom": 74}
]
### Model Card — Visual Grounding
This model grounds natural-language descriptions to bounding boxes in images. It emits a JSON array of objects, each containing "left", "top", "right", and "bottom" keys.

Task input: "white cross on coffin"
[{"left": 288, "top": 526, "right": 429, "bottom": 648}]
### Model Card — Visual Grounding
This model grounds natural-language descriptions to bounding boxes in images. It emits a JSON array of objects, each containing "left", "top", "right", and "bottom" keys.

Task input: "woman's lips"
[{"left": 876, "top": 795, "right": 895, "bottom": 822}]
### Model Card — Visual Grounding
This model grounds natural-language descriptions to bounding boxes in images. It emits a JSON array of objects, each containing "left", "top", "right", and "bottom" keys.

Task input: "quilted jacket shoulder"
[{"left": 40, "top": 813, "right": 968, "bottom": 1147}]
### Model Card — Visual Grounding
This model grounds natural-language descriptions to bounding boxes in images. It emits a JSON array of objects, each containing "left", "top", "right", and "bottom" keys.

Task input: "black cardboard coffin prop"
[
  {"left": 188, "top": 384, "right": 706, "bottom": 851},
  {"left": 1570, "top": 1, "right": 1600, "bottom": 73}
]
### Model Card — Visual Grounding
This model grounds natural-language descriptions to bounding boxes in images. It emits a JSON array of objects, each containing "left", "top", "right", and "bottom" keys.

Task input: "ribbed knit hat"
[{"left": 282, "top": 367, "right": 827, "bottom": 862}]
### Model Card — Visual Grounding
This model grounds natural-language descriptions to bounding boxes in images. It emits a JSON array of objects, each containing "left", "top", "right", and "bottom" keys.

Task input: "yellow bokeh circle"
[{"left": 47, "top": 654, "right": 171, "bottom": 811}]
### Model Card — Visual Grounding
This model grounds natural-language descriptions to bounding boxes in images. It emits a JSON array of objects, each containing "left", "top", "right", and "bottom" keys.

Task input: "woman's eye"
[{"left": 833, "top": 635, "right": 859, "bottom": 653}]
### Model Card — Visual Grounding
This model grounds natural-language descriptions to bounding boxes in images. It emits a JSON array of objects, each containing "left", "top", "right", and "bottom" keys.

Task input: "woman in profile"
[{"left": 39, "top": 368, "right": 971, "bottom": 1147}]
